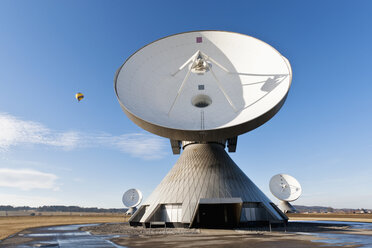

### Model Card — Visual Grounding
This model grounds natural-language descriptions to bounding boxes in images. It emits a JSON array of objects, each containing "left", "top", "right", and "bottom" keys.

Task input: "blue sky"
[{"left": 0, "top": 0, "right": 371, "bottom": 209}]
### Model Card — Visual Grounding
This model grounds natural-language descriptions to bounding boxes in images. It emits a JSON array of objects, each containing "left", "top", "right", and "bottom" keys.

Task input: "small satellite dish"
[
  {"left": 269, "top": 174, "right": 302, "bottom": 213},
  {"left": 122, "top": 188, "right": 142, "bottom": 215}
]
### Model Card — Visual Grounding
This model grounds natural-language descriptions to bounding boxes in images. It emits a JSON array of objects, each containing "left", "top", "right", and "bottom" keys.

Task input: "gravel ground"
[
  {"left": 79, "top": 222, "right": 363, "bottom": 248},
  {"left": 80, "top": 223, "right": 200, "bottom": 236},
  {"left": 80, "top": 222, "right": 352, "bottom": 236}
]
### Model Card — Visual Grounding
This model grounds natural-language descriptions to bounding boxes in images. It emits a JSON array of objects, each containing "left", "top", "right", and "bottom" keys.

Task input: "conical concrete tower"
[{"left": 130, "top": 142, "right": 287, "bottom": 227}]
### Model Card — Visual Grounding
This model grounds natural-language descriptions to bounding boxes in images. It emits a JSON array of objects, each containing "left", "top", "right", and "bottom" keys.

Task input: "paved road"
[
  {"left": 2, "top": 224, "right": 125, "bottom": 248},
  {"left": 290, "top": 220, "right": 372, "bottom": 247},
  {"left": 2, "top": 221, "right": 372, "bottom": 247}
]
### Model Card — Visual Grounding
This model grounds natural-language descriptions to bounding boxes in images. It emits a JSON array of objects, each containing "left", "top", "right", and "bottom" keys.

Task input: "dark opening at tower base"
[{"left": 192, "top": 203, "right": 241, "bottom": 228}]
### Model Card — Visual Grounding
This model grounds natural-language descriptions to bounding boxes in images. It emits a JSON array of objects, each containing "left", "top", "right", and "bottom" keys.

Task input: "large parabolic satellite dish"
[
  {"left": 115, "top": 31, "right": 293, "bottom": 228},
  {"left": 115, "top": 31, "right": 292, "bottom": 141}
]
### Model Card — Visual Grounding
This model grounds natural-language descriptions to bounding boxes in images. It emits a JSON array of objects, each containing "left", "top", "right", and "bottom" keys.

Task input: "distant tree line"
[
  {"left": 0, "top": 206, "right": 33, "bottom": 211},
  {"left": 0, "top": 205, "right": 126, "bottom": 213},
  {"left": 293, "top": 205, "right": 334, "bottom": 213},
  {"left": 293, "top": 205, "right": 370, "bottom": 213}
]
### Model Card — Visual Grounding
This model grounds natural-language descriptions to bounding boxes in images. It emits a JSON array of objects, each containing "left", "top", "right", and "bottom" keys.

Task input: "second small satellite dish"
[
  {"left": 122, "top": 188, "right": 142, "bottom": 215},
  {"left": 269, "top": 174, "right": 302, "bottom": 213}
]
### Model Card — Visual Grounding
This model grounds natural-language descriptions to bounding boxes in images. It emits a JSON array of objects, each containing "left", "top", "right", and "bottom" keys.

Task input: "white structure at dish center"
[{"left": 115, "top": 30, "right": 292, "bottom": 228}]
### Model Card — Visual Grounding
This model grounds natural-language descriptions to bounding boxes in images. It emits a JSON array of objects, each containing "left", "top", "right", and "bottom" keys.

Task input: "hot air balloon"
[{"left": 75, "top": 92, "right": 84, "bottom": 102}]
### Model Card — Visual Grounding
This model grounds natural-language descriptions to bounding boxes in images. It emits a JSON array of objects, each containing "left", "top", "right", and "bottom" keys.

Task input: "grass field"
[
  {"left": 0, "top": 211, "right": 125, "bottom": 217},
  {"left": 0, "top": 214, "right": 129, "bottom": 240},
  {"left": 287, "top": 213, "right": 372, "bottom": 223}
]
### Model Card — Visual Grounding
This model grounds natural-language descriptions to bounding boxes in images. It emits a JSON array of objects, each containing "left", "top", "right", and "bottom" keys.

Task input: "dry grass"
[
  {"left": 3, "top": 213, "right": 372, "bottom": 242},
  {"left": 0, "top": 214, "right": 129, "bottom": 240},
  {"left": 287, "top": 213, "right": 372, "bottom": 223},
  {"left": 0, "top": 211, "right": 126, "bottom": 217}
]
